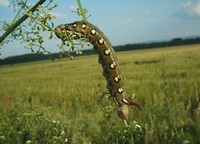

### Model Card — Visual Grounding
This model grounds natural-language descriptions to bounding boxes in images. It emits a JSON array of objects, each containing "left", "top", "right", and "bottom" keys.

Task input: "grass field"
[{"left": 0, "top": 44, "right": 200, "bottom": 143}]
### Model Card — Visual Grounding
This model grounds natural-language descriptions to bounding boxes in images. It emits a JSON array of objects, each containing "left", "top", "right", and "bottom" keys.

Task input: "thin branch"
[{"left": 0, "top": 0, "right": 47, "bottom": 44}]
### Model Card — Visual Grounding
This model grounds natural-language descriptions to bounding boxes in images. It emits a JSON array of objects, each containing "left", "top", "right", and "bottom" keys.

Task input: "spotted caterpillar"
[{"left": 54, "top": 21, "right": 142, "bottom": 120}]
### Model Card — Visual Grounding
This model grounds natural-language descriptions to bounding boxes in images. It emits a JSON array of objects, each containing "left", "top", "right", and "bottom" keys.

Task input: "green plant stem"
[
  {"left": 77, "top": 0, "right": 87, "bottom": 22},
  {"left": 12, "top": 0, "right": 28, "bottom": 23},
  {"left": 123, "top": 120, "right": 129, "bottom": 127},
  {"left": 0, "top": 0, "right": 46, "bottom": 44}
]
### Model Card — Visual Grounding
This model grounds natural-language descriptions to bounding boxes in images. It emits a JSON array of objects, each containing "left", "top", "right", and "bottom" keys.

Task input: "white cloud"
[
  {"left": 181, "top": 0, "right": 200, "bottom": 16},
  {"left": 70, "top": 5, "right": 78, "bottom": 11},
  {"left": 51, "top": 12, "right": 68, "bottom": 18},
  {"left": 0, "top": 0, "right": 10, "bottom": 7},
  {"left": 127, "top": 18, "right": 133, "bottom": 23},
  {"left": 123, "top": 17, "right": 134, "bottom": 24}
]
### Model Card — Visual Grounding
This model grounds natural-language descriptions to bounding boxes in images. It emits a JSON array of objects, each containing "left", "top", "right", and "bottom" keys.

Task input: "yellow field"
[{"left": 0, "top": 44, "right": 200, "bottom": 143}]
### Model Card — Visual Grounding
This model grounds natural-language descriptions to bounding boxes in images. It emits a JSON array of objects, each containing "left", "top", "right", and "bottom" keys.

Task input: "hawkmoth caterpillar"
[{"left": 54, "top": 21, "right": 142, "bottom": 120}]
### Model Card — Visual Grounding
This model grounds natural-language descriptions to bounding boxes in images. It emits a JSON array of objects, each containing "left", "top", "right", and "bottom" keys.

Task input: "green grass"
[{"left": 0, "top": 44, "right": 200, "bottom": 143}]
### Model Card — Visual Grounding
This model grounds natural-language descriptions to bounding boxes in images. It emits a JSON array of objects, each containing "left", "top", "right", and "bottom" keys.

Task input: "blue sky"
[{"left": 0, "top": 0, "right": 200, "bottom": 57}]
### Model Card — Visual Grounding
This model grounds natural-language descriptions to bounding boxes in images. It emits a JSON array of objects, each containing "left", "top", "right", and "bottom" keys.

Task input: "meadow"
[{"left": 0, "top": 44, "right": 200, "bottom": 143}]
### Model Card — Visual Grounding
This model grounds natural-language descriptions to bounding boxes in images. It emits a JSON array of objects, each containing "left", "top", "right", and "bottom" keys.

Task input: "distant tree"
[{"left": 170, "top": 38, "right": 183, "bottom": 45}]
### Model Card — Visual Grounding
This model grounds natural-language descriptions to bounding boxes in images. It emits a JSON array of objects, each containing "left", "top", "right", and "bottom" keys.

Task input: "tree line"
[{"left": 1, "top": 37, "right": 200, "bottom": 65}]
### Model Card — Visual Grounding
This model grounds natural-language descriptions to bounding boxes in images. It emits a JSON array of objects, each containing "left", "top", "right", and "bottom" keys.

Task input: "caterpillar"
[{"left": 54, "top": 21, "right": 142, "bottom": 120}]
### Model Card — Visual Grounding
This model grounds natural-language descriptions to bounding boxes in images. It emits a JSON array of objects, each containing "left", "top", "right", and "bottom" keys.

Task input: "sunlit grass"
[{"left": 0, "top": 44, "right": 200, "bottom": 143}]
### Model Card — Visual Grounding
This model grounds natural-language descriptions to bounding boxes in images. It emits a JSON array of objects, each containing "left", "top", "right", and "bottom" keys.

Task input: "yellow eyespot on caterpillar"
[
  {"left": 91, "top": 29, "right": 96, "bottom": 35},
  {"left": 98, "top": 38, "right": 104, "bottom": 45},
  {"left": 73, "top": 23, "right": 77, "bottom": 27},
  {"left": 114, "top": 76, "right": 121, "bottom": 82},
  {"left": 82, "top": 23, "right": 86, "bottom": 29},
  {"left": 54, "top": 21, "right": 142, "bottom": 121},
  {"left": 117, "top": 87, "right": 124, "bottom": 93},
  {"left": 104, "top": 49, "right": 110, "bottom": 55},
  {"left": 109, "top": 62, "right": 116, "bottom": 69}
]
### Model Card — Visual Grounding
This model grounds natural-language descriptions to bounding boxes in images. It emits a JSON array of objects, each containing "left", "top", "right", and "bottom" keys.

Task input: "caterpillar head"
[
  {"left": 54, "top": 24, "right": 75, "bottom": 40},
  {"left": 54, "top": 24, "right": 66, "bottom": 38}
]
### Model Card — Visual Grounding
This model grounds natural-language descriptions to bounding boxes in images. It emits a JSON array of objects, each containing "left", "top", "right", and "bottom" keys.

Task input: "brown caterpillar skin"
[{"left": 55, "top": 21, "right": 142, "bottom": 120}]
